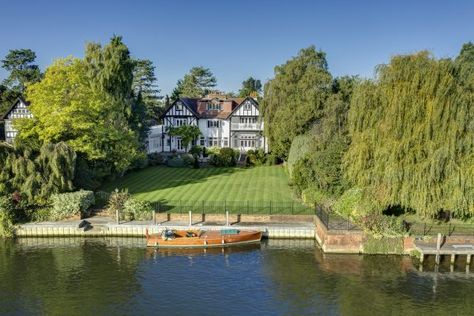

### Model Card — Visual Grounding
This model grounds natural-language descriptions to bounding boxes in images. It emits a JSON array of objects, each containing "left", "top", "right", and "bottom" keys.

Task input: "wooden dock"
[{"left": 414, "top": 233, "right": 474, "bottom": 272}]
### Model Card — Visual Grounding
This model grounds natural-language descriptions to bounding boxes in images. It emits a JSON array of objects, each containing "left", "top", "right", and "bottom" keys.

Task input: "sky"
[{"left": 0, "top": 0, "right": 473, "bottom": 95}]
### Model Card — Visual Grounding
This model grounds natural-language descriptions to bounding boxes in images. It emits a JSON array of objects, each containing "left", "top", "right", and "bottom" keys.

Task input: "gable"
[
  {"left": 2, "top": 97, "right": 32, "bottom": 120},
  {"left": 161, "top": 99, "right": 198, "bottom": 118},
  {"left": 229, "top": 98, "right": 260, "bottom": 117}
]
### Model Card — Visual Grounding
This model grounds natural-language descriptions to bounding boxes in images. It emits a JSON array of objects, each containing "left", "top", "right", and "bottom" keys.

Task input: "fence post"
[
  {"left": 116, "top": 208, "right": 119, "bottom": 225},
  {"left": 247, "top": 200, "right": 249, "bottom": 215},
  {"left": 292, "top": 201, "right": 294, "bottom": 215},
  {"left": 202, "top": 201, "right": 204, "bottom": 214},
  {"left": 189, "top": 210, "right": 192, "bottom": 226},
  {"left": 152, "top": 209, "right": 156, "bottom": 225},
  {"left": 226, "top": 210, "right": 229, "bottom": 226},
  {"left": 270, "top": 201, "right": 272, "bottom": 215}
]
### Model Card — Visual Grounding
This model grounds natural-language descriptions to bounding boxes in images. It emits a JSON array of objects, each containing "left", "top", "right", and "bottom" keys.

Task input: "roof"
[
  {"left": 226, "top": 97, "right": 259, "bottom": 118},
  {"left": 160, "top": 96, "right": 259, "bottom": 120},
  {"left": 1, "top": 97, "right": 30, "bottom": 120}
]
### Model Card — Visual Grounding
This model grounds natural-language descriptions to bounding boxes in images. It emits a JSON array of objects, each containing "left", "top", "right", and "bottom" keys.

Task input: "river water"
[{"left": 0, "top": 238, "right": 472, "bottom": 316}]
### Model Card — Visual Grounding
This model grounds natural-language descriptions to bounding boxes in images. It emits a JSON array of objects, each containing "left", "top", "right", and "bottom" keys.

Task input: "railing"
[
  {"left": 315, "top": 205, "right": 360, "bottom": 231},
  {"left": 231, "top": 123, "right": 263, "bottom": 130},
  {"left": 408, "top": 221, "right": 474, "bottom": 236},
  {"left": 151, "top": 200, "right": 313, "bottom": 215}
]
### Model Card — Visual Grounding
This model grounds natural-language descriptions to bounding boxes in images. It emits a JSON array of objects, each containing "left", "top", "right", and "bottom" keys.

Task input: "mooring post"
[
  {"left": 226, "top": 210, "right": 229, "bottom": 226},
  {"left": 116, "top": 209, "right": 119, "bottom": 225},
  {"left": 435, "top": 233, "right": 442, "bottom": 265},
  {"left": 419, "top": 254, "right": 424, "bottom": 272},
  {"left": 188, "top": 210, "right": 192, "bottom": 226},
  {"left": 152, "top": 209, "right": 156, "bottom": 225},
  {"left": 451, "top": 254, "right": 456, "bottom": 265}
]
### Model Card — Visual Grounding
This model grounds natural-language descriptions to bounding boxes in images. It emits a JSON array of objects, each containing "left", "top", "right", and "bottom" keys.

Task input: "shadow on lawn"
[{"left": 102, "top": 165, "right": 245, "bottom": 196}]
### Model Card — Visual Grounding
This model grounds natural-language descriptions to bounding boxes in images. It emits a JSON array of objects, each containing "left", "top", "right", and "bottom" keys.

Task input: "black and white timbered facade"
[
  {"left": 2, "top": 97, "right": 32, "bottom": 143},
  {"left": 148, "top": 96, "right": 267, "bottom": 153}
]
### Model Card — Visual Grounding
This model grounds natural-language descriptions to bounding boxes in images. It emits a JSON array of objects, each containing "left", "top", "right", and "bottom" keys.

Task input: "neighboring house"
[
  {"left": 1, "top": 97, "right": 32, "bottom": 143},
  {"left": 148, "top": 93, "right": 267, "bottom": 153}
]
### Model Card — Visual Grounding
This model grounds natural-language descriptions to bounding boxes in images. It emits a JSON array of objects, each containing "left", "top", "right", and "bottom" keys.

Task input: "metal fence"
[
  {"left": 150, "top": 200, "right": 313, "bottom": 215},
  {"left": 409, "top": 221, "right": 474, "bottom": 237},
  {"left": 315, "top": 205, "right": 360, "bottom": 231}
]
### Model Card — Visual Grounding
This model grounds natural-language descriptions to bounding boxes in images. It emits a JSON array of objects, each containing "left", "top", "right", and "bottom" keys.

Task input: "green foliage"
[
  {"left": 0, "top": 197, "right": 15, "bottom": 238},
  {"left": 301, "top": 187, "right": 332, "bottom": 207},
  {"left": 167, "top": 125, "right": 201, "bottom": 151},
  {"left": 171, "top": 66, "right": 217, "bottom": 100},
  {"left": 210, "top": 148, "right": 237, "bottom": 167},
  {"left": 189, "top": 145, "right": 203, "bottom": 156},
  {"left": 18, "top": 55, "right": 140, "bottom": 175},
  {"left": 287, "top": 134, "right": 313, "bottom": 179},
  {"left": 246, "top": 149, "right": 267, "bottom": 166},
  {"left": 147, "top": 153, "right": 165, "bottom": 166},
  {"left": 238, "top": 77, "right": 262, "bottom": 97},
  {"left": 1, "top": 49, "right": 41, "bottom": 92},
  {"left": 0, "top": 142, "right": 76, "bottom": 205},
  {"left": 106, "top": 189, "right": 130, "bottom": 216},
  {"left": 333, "top": 187, "right": 379, "bottom": 218},
  {"left": 363, "top": 236, "right": 404, "bottom": 254},
  {"left": 123, "top": 198, "right": 152, "bottom": 221},
  {"left": 49, "top": 190, "right": 95, "bottom": 221},
  {"left": 359, "top": 214, "right": 406, "bottom": 238},
  {"left": 344, "top": 49, "right": 474, "bottom": 217},
  {"left": 29, "top": 207, "right": 52, "bottom": 222},
  {"left": 132, "top": 58, "right": 163, "bottom": 122},
  {"left": 262, "top": 46, "right": 333, "bottom": 159}
]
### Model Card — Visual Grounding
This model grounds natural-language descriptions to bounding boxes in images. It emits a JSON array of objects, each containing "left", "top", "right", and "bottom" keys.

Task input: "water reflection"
[{"left": 1, "top": 238, "right": 473, "bottom": 316}]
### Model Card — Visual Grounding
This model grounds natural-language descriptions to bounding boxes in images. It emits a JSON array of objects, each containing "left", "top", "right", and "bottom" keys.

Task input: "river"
[{"left": 0, "top": 238, "right": 472, "bottom": 316}]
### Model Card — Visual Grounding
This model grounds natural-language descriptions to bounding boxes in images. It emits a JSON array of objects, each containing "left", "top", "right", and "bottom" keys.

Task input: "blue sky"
[{"left": 0, "top": 0, "right": 473, "bottom": 95}]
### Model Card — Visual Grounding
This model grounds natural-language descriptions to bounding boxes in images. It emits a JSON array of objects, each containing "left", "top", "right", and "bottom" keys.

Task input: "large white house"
[
  {"left": 148, "top": 93, "right": 267, "bottom": 153},
  {"left": 1, "top": 97, "right": 33, "bottom": 143}
]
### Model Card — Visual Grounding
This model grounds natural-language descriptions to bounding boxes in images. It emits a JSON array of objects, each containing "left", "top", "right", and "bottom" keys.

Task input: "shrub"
[
  {"left": 107, "top": 189, "right": 130, "bottom": 216},
  {"left": 363, "top": 236, "right": 404, "bottom": 254},
  {"left": 333, "top": 187, "right": 379, "bottom": 218},
  {"left": 302, "top": 187, "right": 333, "bottom": 208},
  {"left": 181, "top": 154, "right": 195, "bottom": 166},
  {"left": 246, "top": 149, "right": 267, "bottom": 166},
  {"left": 130, "top": 152, "right": 149, "bottom": 170},
  {"left": 123, "top": 198, "right": 153, "bottom": 221},
  {"left": 359, "top": 214, "right": 406, "bottom": 238},
  {"left": 30, "top": 207, "right": 52, "bottom": 222},
  {"left": 148, "top": 153, "right": 165, "bottom": 166},
  {"left": 287, "top": 133, "right": 313, "bottom": 178},
  {"left": 189, "top": 145, "right": 203, "bottom": 156},
  {"left": 49, "top": 190, "right": 95, "bottom": 221},
  {"left": 210, "top": 147, "right": 237, "bottom": 167},
  {"left": 265, "top": 152, "right": 280, "bottom": 166},
  {"left": 94, "top": 191, "right": 110, "bottom": 208},
  {"left": 0, "top": 197, "right": 15, "bottom": 238}
]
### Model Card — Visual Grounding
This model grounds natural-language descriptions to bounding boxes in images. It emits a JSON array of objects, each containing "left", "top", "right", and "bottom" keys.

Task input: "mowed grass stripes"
[{"left": 101, "top": 165, "right": 297, "bottom": 203}]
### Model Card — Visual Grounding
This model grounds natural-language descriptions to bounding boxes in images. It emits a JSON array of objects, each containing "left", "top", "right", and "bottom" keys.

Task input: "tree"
[
  {"left": 15, "top": 57, "right": 140, "bottom": 176},
  {"left": 171, "top": 66, "right": 217, "bottom": 101},
  {"left": 238, "top": 77, "right": 262, "bottom": 97},
  {"left": 262, "top": 46, "right": 333, "bottom": 159},
  {"left": 0, "top": 141, "right": 76, "bottom": 205},
  {"left": 132, "top": 58, "right": 163, "bottom": 121},
  {"left": 344, "top": 49, "right": 474, "bottom": 217},
  {"left": 1, "top": 49, "right": 42, "bottom": 92},
  {"left": 167, "top": 125, "right": 201, "bottom": 152}
]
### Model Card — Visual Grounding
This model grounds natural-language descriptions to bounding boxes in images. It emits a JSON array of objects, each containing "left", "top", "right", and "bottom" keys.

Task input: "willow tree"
[
  {"left": 345, "top": 49, "right": 474, "bottom": 217},
  {"left": 0, "top": 142, "right": 76, "bottom": 204},
  {"left": 262, "top": 46, "right": 332, "bottom": 159}
]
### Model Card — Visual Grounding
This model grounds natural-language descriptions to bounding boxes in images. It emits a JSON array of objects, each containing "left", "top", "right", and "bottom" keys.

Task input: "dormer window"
[{"left": 207, "top": 99, "right": 221, "bottom": 111}]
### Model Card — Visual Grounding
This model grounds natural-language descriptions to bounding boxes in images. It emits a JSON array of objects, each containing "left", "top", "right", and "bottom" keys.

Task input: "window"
[
  {"left": 208, "top": 137, "right": 220, "bottom": 147},
  {"left": 176, "top": 102, "right": 183, "bottom": 111},
  {"left": 176, "top": 118, "right": 187, "bottom": 126},
  {"left": 207, "top": 100, "right": 221, "bottom": 111},
  {"left": 207, "top": 120, "right": 220, "bottom": 128},
  {"left": 223, "top": 137, "right": 229, "bottom": 147},
  {"left": 200, "top": 137, "right": 205, "bottom": 146},
  {"left": 243, "top": 102, "right": 252, "bottom": 111}
]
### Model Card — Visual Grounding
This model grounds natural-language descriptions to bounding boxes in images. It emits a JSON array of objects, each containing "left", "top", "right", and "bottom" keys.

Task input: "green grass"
[{"left": 102, "top": 165, "right": 298, "bottom": 203}]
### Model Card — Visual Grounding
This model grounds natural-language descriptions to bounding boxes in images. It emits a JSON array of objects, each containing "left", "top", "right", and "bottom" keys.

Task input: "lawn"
[{"left": 102, "top": 165, "right": 298, "bottom": 203}]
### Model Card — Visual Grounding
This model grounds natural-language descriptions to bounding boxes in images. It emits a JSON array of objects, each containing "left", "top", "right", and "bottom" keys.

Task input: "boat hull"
[{"left": 146, "top": 229, "right": 263, "bottom": 248}]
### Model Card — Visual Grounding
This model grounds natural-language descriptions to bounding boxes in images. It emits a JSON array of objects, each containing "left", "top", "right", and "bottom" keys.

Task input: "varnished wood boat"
[{"left": 146, "top": 228, "right": 263, "bottom": 248}]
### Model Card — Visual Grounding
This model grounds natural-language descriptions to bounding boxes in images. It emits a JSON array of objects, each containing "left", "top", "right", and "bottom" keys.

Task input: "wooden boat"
[{"left": 146, "top": 228, "right": 263, "bottom": 248}]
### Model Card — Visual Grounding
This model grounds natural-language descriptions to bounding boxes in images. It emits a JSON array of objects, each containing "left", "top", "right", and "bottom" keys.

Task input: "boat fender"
[{"left": 221, "top": 237, "right": 225, "bottom": 245}]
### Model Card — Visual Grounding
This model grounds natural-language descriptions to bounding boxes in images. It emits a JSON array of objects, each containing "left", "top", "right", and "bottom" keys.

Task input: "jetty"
[{"left": 414, "top": 233, "right": 474, "bottom": 272}]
